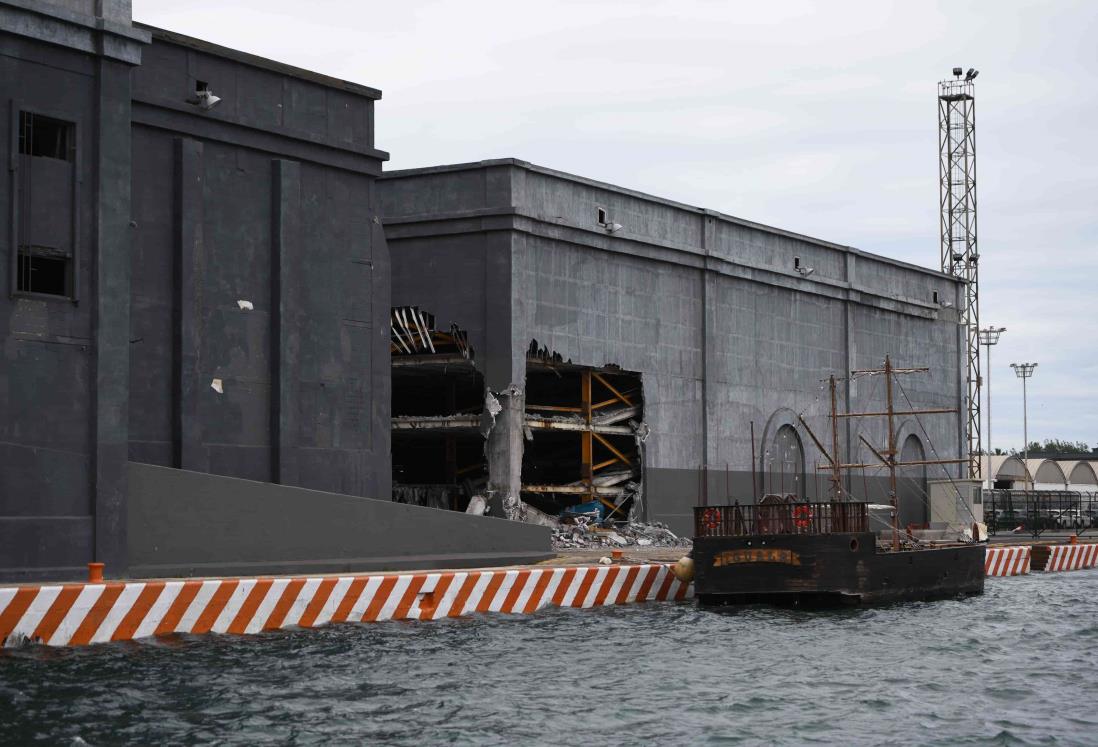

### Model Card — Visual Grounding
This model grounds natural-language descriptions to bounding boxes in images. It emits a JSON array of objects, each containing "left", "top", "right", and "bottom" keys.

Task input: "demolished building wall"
[{"left": 379, "top": 160, "right": 965, "bottom": 536}]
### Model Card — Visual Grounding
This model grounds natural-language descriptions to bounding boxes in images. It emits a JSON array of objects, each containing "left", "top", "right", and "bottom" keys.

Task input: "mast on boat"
[
  {"left": 842, "top": 355, "right": 967, "bottom": 551},
  {"left": 830, "top": 376, "right": 842, "bottom": 502},
  {"left": 799, "top": 356, "right": 967, "bottom": 550}
]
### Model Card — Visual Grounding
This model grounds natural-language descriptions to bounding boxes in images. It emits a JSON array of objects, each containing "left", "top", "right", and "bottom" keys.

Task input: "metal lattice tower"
[{"left": 938, "top": 67, "right": 981, "bottom": 479}]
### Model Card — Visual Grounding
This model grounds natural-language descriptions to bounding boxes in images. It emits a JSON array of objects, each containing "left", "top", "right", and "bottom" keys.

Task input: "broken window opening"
[
  {"left": 19, "top": 112, "right": 74, "bottom": 161},
  {"left": 16, "top": 246, "right": 71, "bottom": 297},
  {"left": 521, "top": 357, "right": 644, "bottom": 526},
  {"left": 391, "top": 308, "right": 485, "bottom": 511}
]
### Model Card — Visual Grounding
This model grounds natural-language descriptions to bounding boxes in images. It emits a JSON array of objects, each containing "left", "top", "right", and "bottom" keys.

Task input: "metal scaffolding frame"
[
  {"left": 938, "top": 69, "right": 981, "bottom": 479},
  {"left": 523, "top": 362, "right": 643, "bottom": 521}
]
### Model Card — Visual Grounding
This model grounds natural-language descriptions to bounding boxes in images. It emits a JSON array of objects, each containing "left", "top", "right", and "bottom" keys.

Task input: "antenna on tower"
[{"left": 938, "top": 66, "right": 981, "bottom": 480}]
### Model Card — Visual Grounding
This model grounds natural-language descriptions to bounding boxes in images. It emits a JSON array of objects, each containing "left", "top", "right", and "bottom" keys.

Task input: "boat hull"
[{"left": 693, "top": 532, "right": 985, "bottom": 607}]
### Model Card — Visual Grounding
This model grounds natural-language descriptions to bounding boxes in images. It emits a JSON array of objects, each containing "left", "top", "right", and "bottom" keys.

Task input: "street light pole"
[
  {"left": 1010, "top": 362, "right": 1037, "bottom": 490},
  {"left": 978, "top": 326, "right": 1006, "bottom": 485}
]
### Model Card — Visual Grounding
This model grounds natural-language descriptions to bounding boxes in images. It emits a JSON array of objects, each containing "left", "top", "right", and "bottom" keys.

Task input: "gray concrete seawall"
[{"left": 127, "top": 463, "right": 552, "bottom": 579}]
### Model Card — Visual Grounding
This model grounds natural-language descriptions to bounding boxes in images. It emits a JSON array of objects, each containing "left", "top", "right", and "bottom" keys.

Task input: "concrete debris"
[
  {"left": 465, "top": 494, "right": 488, "bottom": 516},
  {"left": 551, "top": 521, "right": 691, "bottom": 550},
  {"left": 390, "top": 306, "right": 472, "bottom": 358},
  {"left": 598, "top": 556, "right": 613, "bottom": 565},
  {"left": 392, "top": 414, "right": 480, "bottom": 430},
  {"left": 210, "top": 378, "right": 223, "bottom": 394},
  {"left": 508, "top": 497, "right": 560, "bottom": 529},
  {"left": 237, "top": 299, "right": 253, "bottom": 311},
  {"left": 485, "top": 391, "right": 502, "bottom": 419},
  {"left": 528, "top": 339, "right": 571, "bottom": 364}
]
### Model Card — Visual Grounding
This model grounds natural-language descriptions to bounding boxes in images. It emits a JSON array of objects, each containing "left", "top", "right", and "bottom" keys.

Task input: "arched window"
[
  {"left": 898, "top": 434, "right": 928, "bottom": 527},
  {"left": 767, "top": 424, "right": 805, "bottom": 499}
]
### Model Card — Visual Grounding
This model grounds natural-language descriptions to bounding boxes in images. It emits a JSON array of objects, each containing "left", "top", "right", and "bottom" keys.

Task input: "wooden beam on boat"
[
  {"left": 796, "top": 414, "right": 834, "bottom": 465},
  {"left": 851, "top": 366, "right": 930, "bottom": 375},
  {"left": 835, "top": 458, "right": 969, "bottom": 469}
]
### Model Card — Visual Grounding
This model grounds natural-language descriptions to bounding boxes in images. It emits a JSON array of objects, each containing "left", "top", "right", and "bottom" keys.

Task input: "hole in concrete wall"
[
  {"left": 521, "top": 358, "right": 644, "bottom": 524},
  {"left": 597, "top": 207, "right": 607, "bottom": 225},
  {"left": 933, "top": 290, "right": 939, "bottom": 304},
  {"left": 17, "top": 247, "right": 71, "bottom": 296},
  {"left": 19, "top": 112, "right": 73, "bottom": 161},
  {"left": 391, "top": 307, "right": 484, "bottom": 510},
  {"left": 794, "top": 256, "right": 801, "bottom": 270}
]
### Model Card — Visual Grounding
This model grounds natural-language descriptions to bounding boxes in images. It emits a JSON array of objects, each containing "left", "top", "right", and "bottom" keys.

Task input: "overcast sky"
[{"left": 136, "top": 0, "right": 1097, "bottom": 453}]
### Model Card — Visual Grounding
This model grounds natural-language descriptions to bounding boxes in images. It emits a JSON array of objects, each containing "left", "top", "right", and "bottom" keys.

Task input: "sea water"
[{"left": 2, "top": 570, "right": 1096, "bottom": 745}]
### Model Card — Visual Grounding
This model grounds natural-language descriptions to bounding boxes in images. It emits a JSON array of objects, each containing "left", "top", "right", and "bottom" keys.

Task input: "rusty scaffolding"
[{"left": 522, "top": 361, "right": 644, "bottom": 522}]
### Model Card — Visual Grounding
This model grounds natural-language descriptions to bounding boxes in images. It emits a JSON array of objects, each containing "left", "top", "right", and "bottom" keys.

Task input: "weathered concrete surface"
[
  {"left": 127, "top": 462, "right": 552, "bottom": 578},
  {"left": 0, "top": 0, "right": 149, "bottom": 581},
  {"left": 379, "top": 160, "right": 965, "bottom": 536},
  {"left": 0, "top": 5, "right": 392, "bottom": 580},
  {"left": 486, "top": 389, "right": 524, "bottom": 519},
  {"left": 127, "top": 27, "right": 390, "bottom": 500}
]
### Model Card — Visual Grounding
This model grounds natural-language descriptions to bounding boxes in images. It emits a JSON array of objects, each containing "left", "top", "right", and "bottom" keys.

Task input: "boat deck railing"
[{"left": 694, "top": 500, "right": 869, "bottom": 538}]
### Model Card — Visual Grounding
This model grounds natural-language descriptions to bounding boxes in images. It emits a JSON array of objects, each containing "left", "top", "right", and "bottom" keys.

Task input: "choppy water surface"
[{"left": 2, "top": 570, "right": 1098, "bottom": 746}]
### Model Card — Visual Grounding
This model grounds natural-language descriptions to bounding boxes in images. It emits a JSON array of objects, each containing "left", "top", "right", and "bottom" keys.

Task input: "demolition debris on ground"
[{"left": 551, "top": 521, "right": 692, "bottom": 550}]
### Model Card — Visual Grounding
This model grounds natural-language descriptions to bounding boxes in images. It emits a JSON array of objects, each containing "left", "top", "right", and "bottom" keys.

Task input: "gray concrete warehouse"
[
  {"left": 0, "top": 0, "right": 549, "bottom": 581},
  {"left": 0, "top": 0, "right": 967, "bottom": 581},
  {"left": 379, "top": 160, "right": 968, "bottom": 535}
]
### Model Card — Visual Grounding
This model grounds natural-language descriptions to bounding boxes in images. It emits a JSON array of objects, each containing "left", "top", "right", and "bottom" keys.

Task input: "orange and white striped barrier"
[
  {"left": 0, "top": 563, "right": 691, "bottom": 649},
  {"left": 1043, "top": 544, "right": 1098, "bottom": 573},
  {"left": 984, "top": 546, "right": 1031, "bottom": 577}
]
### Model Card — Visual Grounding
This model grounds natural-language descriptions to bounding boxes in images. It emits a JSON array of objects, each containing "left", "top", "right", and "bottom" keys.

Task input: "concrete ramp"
[{"left": 127, "top": 463, "right": 552, "bottom": 578}]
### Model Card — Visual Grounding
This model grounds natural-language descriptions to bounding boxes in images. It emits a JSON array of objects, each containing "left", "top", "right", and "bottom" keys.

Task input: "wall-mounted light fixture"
[
  {"left": 596, "top": 207, "right": 622, "bottom": 234},
  {"left": 188, "top": 80, "right": 222, "bottom": 111}
]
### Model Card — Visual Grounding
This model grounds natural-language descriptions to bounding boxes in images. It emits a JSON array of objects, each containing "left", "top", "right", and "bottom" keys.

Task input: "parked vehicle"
[{"left": 1053, "top": 508, "right": 1086, "bottom": 530}]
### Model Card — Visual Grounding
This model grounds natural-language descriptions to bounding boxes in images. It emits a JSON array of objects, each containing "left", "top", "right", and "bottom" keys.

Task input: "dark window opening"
[
  {"left": 17, "top": 247, "right": 71, "bottom": 296},
  {"left": 597, "top": 207, "right": 607, "bottom": 225},
  {"left": 195, "top": 80, "right": 209, "bottom": 94},
  {"left": 19, "top": 112, "right": 74, "bottom": 161},
  {"left": 794, "top": 256, "right": 801, "bottom": 270},
  {"left": 933, "top": 290, "right": 940, "bottom": 304}
]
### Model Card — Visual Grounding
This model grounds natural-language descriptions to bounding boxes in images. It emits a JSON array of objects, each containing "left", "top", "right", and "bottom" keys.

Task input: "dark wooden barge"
[{"left": 692, "top": 501, "right": 985, "bottom": 606}]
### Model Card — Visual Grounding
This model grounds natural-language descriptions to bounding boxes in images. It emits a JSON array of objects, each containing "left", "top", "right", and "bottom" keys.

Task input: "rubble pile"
[{"left": 552, "top": 521, "right": 692, "bottom": 550}]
